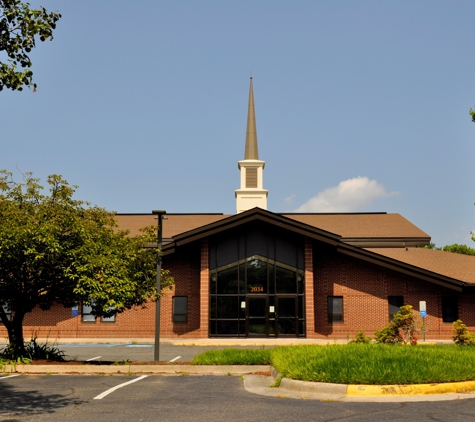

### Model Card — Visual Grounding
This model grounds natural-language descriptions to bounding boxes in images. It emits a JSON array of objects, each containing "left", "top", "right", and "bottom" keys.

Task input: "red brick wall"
[
  {"left": 0, "top": 242, "right": 202, "bottom": 340},
  {"left": 1, "top": 238, "right": 472, "bottom": 341},
  {"left": 313, "top": 242, "right": 470, "bottom": 340}
]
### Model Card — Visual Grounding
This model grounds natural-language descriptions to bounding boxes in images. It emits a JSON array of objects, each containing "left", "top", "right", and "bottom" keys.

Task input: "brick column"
[
  {"left": 304, "top": 237, "right": 315, "bottom": 338},
  {"left": 200, "top": 238, "right": 209, "bottom": 338}
]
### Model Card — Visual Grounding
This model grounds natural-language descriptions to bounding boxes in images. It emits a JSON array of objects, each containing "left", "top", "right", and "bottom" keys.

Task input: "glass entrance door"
[
  {"left": 247, "top": 297, "right": 267, "bottom": 337},
  {"left": 275, "top": 296, "right": 297, "bottom": 338},
  {"left": 246, "top": 296, "right": 299, "bottom": 337}
]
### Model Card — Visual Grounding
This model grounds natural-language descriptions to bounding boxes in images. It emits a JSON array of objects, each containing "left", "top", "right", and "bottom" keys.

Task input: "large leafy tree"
[
  {"left": 0, "top": 171, "right": 173, "bottom": 355},
  {"left": 423, "top": 242, "right": 475, "bottom": 256},
  {"left": 0, "top": 0, "right": 61, "bottom": 91}
]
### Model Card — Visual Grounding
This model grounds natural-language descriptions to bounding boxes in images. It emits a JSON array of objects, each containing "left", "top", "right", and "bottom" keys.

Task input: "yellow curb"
[{"left": 347, "top": 380, "right": 475, "bottom": 396}]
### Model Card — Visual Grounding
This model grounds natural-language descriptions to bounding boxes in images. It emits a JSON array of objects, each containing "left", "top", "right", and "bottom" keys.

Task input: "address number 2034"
[{"left": 250, "top": 286, "right": 264, "bottom": 293}]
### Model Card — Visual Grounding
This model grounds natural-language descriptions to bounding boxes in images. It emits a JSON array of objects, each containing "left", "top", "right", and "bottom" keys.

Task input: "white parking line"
[
  {"left": 0, "top": 374, "right": 20, "bottom": 380},
  {"left": 93, "top": 375, "right": 148, "bottom": 400},
  {"left": 86, "top": 356, "right": 102, "bottom": 361},
  {"left": 169, "top": 356, "right": 181, "bottom": 363}
]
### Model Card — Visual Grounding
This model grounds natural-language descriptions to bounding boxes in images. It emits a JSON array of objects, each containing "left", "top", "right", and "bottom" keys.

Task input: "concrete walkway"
[{"left": 20, "top": 338, "right": 455, "bottom": 346}]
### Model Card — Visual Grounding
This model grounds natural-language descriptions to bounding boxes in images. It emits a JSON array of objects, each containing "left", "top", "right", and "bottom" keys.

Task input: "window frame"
[
  {"left": 101, "top": 308, "right": 116, "bottom": 323},
  {"left": 328, "top": 296, "right": 343, "bottom": 323},
  {"left": 442, "top": 296, "right": 458, "bottom": 323},
  {"left": 388, "top": 296, "right": 404, "bottom": 321},
  {"left": 173, "top": 296, "right": 188, "bottom": 323},
  {"left": 1, "top": 304, "right": 11, "bottom": 323},
  {"left": 82, "top": 300, "right": 96, "bottom": 323}
]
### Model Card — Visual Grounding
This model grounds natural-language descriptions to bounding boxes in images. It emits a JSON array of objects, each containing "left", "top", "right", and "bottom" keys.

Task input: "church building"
[{"left": 5, "top": 78, "right": 475, "bottom": 341}]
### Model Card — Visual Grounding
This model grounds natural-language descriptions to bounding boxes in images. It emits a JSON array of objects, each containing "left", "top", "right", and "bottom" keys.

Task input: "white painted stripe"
[
  {"left": 0, "top": 374, "right": 20, "bottom": 380},
  {"left": 169, "top": 356, "right": 181, "bottom": 363},
  {"left": 93, "top": 375, "right": 148, "bottom": 400},
  {"left": 86, "top": 356, "right": 102, "bottom": 361}
]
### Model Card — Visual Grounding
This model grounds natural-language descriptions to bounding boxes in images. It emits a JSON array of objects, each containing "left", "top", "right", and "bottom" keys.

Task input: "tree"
[
  {"left": 374, "top": 305, "right": 418, "bottom": 345},
  {"left": 0, "top": 171, "right": 173, "bottom": 356},
  {"left": 470, "top": 108, "right": 475, "bottom": 123},
  {"left": 0, "top": 0, "right": 61, "bottom": 91},
  {"left": 422, "top": 242, "right": 475, "bottom": 256}
]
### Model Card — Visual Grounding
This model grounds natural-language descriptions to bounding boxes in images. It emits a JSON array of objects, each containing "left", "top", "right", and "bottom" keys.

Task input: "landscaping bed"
[{"left": 192, "top": 344, "right": 475, "bottom": 385}]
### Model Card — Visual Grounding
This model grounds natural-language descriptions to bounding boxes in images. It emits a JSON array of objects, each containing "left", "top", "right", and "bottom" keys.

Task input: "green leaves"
[
  {"left": 0, "top": 170, "right": 174, "bottom": 348},
  {"left": 0, "top": 0, "right": 61, "bottom": 91}
]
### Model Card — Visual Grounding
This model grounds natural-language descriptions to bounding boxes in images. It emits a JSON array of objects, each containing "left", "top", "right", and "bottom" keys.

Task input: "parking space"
[{"left": 2, "top": 374, "right": 475, "bottom": 421}]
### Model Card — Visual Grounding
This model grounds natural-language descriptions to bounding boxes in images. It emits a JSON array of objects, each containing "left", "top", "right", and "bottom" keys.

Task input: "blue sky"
[{"left": 1, "top": 0, "right": 474, "bottom": 247}]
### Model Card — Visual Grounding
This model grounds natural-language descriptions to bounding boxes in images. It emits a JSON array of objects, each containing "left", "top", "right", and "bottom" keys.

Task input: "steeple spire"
[
  {"left": 244, "top": 76, "right": 259, "bottom": 160},
  {"left": 235, "top": 76, "right": 268, "bottom": 213}
]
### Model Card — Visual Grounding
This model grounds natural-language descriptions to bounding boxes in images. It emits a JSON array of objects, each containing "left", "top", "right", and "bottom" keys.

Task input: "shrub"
[
  {"left": 452, "top": 320, "right": 475, "bottom": 345},
  {"left": 375, "top": 305, "right": 417, "bottom": 345},
  {"left": 0, "top": 336, "right": 66, "bottom": 361},
  {"left": 349, "top": 330, "right": 371, "bottom": 344}
]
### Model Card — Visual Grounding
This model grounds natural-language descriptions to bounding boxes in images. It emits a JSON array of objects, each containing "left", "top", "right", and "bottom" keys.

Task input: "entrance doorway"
[{"left": 246, "top": 295, "right": 298, "bottom": 337}]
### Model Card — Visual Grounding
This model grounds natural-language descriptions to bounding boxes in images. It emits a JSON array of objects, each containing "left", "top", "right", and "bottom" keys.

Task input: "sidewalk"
[{"left": 10, "top": 338, "right": 454, "bottom": 346}]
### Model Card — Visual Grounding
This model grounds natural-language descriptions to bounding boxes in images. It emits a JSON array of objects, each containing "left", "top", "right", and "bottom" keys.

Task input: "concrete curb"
[
  {"left": 8, "top": 364, "right": 271, "bottom": 376},
  {"left": 267, "top": 369, "right": 475, "bottom": 397},
  {"left": 4, "top": 362, "right": 475, "bottom": 399},
  {"left": 346, "top": 380, "right": 475, "bottom": 396}
]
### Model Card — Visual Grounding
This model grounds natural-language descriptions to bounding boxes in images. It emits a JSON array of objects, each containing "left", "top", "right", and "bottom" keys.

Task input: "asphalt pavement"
[{"left": 1, "top": 374, "right": 475, "bottom": 422}]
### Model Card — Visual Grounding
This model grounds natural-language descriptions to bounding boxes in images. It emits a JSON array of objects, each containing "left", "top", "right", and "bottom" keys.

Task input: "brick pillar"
[
  {"left": 304, "top": 237, "right": 316, "bottom": 338},
  {"left": 200, "top": 238, "right": 209, "bottom": 338}
]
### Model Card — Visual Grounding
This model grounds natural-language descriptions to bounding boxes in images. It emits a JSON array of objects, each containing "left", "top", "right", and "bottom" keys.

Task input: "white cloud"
[
  {"left": 284, "top": 194, "right": 296, "bottom": 205},
  {"left": 294, "top": 176, "right": 399, "bottom": 213}
]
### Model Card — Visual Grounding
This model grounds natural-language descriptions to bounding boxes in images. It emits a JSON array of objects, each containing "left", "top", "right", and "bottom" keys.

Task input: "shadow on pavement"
[{"left": 0, "top": 381, "right": 84, "bottom": 420}]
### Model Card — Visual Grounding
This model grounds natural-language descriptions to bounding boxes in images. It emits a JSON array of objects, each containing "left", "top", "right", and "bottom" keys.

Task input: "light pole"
[{"left": 152, "top": 210, "right": 166, "bottom": 362}]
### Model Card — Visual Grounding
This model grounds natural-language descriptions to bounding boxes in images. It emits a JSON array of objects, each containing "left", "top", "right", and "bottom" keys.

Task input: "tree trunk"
[{"left": 6, "top": 312, "right": 25, "bottom": 357}]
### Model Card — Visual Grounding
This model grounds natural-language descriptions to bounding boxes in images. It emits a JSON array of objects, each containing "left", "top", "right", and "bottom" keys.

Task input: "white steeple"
[{"left": 235, "top": 77, "right": 268, "bottom": 213}]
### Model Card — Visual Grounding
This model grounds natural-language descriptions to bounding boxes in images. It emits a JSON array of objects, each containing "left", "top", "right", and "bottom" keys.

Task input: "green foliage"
[
  {"left": 192, "top": 348, "right": 272, "bottom": 365},
  {"left": 470, "top": 108, "right": 475, "bottom": 123},
  {"left": 0, "top": 336, "right": 65, "bottom": 361},
  {"left": 421, "top": 242, "right": 475, "bottom": 256},
  {"left": 374, "top": 305, "right": 417, "bottom": 345},
  {"left": 0, "top": 170, "right": 173, "bottom": 356},
  {"left": 349, "top": 330, "right": 371, "bottom": 344},
  {"left": 441, "top": 244, "right": 475, "bottom": 256},
  {"left": 271, "top": 344, "right": 475, "bottom": 385},
  {"left": 0, "top": 0, "right": 61, "bottom": 91},
  {"left": 452, "top": 319, "right": 475, "bottom": 346},
  {"left": 194, "top": 344, "right": 475, "bottom": 384}
]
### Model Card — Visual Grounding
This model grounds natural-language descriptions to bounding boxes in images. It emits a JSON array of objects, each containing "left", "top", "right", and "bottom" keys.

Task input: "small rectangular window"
[
  {"left": 328, "top": 296, "right": 343, "bottom": 323},
  {"left": 82, "top": 301, "right": 96, "bottom": 322},
  {"left": 101, "top": 308, "right": 116, "bottom": 323},
  {"left": 1, "top": 304, "right": 11, "bottom": 322},
  {"left": 442, "top": 296, "right": 458, "bottom": 323},
  {"left": 173, "top": 296, "right": 188, "bottom": 322},
  {"left": 388, "top": 296, "right": 404, "bottom": 321}
]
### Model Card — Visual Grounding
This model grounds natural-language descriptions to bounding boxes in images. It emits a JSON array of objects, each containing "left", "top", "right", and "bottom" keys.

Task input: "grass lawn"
[{"left": 193, "top": 344, "right": 475, "bottom": 385}]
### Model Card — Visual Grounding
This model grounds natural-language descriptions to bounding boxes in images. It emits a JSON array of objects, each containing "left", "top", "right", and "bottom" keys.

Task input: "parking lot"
[
  {"left": 2, "top": 373, "right": 475, "bottom": 422},
  {"left": 50, "top": 343, "right": 266, "bottom": 363}
]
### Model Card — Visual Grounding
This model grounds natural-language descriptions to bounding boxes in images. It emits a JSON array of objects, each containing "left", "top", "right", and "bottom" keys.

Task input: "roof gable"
[{"left": 163, "top": 207, "right": 341, "bottom": 253}]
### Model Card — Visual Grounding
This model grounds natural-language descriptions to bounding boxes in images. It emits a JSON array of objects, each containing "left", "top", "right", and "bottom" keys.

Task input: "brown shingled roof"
[
  {"left": 283, "top": 213, "right": 429, "bottom": 240},
  {"left": 115, "top": 214, "right": 229, "bottom": 239},
  {"left": 115, "top": 212, "right": 430, "bottom": 245},
  {"left": 365, "top": 247, "right": 475, "bottom": 285}
]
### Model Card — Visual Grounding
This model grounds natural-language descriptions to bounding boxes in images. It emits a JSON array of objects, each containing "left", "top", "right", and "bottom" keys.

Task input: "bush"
[
  {"left": 452, "top": 320, "right": 475, "bottom": 345},
  {"left": 375, "top": 305, "right": 417, "bottom": 345},
  {"left": 0, "top": 336, "right": 66, "bottom": 361},
  {"left": 349, "top": 330, "right": 372, "bottom": 344}
]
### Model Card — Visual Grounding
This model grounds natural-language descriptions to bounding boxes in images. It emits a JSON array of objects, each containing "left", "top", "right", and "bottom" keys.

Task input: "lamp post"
[{"left": 152, "top": 210, "right": 166, "bottom": 362}]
